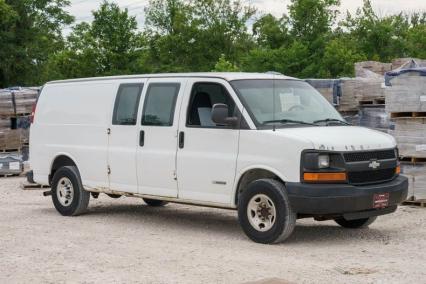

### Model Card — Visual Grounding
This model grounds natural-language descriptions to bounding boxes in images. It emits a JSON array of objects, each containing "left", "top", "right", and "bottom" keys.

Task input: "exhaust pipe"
[{"left": 43, "top": 190, "right": 52, "bottom": 197}]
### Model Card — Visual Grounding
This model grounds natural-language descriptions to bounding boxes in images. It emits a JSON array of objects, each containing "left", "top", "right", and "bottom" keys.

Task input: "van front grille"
[
  {"left": 344, "top": 150, "right": 396, "bottom": 163},
  {"left": 348, "top": 168, "right": 396, "bottom": 185}
]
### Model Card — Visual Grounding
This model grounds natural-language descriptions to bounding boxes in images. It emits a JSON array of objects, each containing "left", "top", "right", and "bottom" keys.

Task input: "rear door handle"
[
  {"left": 139, "top": 130, "right": 145, "bottom": 147},
  {"left": 179, "top": 131, "right": 184, "bottom": 149}
]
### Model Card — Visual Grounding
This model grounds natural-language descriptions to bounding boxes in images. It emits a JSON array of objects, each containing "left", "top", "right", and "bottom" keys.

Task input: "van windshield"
[{"left": 231, "top": 79, "right": 345, "bottom": 127}]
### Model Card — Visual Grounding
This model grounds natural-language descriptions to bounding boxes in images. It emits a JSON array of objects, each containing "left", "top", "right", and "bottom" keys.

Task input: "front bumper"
[{"left": 286, "top": 175, "right": 408, "bottom": 216}]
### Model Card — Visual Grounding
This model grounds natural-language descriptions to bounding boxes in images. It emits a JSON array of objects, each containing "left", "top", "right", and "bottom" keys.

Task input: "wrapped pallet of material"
[
  {"left": 0, "top": 87, "right": 38, "bottom": 116},
  {"left": 339, "top": 77, "right": 384, "bottom": 111},
  {"left": 0, "top": 152, "right": 23, "bottom": 175},
  {"left": 402, "top": 163, "right": 426, "bottom": 200},
  {"left": 389, "top": 118, "right": 426, "bottom": 158},
  {"left": 385, "top": 68, "right": 426, "bottom": 113},
  {"left": 355, "top": 61, "right": 392, "bottom": 76},
  {"left": 358, "top": 106, "right": 389, "bottom": 132}
]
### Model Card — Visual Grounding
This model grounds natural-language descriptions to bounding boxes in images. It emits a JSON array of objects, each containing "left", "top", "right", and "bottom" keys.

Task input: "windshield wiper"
[
  {"left": 263, "top": 119, "right": 315, "bottom": 126},
  {"left": 313, "top": 118, "right": 351, "bottom": 126}
]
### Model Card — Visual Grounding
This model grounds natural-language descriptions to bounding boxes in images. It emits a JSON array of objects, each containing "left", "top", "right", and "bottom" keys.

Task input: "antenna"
[{"left": 273, "top": 73, "right": 276, "bottom": 132}]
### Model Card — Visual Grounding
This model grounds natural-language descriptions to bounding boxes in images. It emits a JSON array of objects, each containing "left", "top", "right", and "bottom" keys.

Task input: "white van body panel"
[
  {"left": 31, "top": 82, "right": 115, "bottom": 188},
  {"left": 275, "top": 126, "right": 396, "bottom": 152}
]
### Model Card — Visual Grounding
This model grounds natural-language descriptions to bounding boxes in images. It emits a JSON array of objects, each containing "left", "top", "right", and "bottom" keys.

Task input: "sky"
[{"left": 64, "top": 0, "right": 426, "bottom": 34}]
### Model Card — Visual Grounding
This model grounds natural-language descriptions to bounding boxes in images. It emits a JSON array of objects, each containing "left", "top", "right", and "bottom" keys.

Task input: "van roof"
[{"left": 46, "top": 72, "right": 297, "bottom": 85}]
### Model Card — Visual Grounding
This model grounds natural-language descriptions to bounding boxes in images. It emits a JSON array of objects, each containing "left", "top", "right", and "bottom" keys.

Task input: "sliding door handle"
[
  {"left": 179, "top": 131, "right": 184, "bottom": 149},
  {"left": 139, "top": 130, "right": 145, "bottom": 147}
]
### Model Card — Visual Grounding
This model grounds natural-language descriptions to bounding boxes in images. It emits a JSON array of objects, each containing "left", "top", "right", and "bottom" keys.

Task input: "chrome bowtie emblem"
[{"left": 369, "top": 160, "right": 381, "bottom": 169}]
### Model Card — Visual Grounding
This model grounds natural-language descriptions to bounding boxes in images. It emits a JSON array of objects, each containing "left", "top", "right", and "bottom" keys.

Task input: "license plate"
[{"left": 373, "top": 193, "right": 390, "bottom": 208}]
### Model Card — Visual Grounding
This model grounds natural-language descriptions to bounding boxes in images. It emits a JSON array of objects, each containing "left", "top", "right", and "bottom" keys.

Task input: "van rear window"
[
  {"left": 112, "top": 84, "right": 143, "bottom": 125},
  {"left": 142, "top": 83, "right": 180, "bottom": 126}
]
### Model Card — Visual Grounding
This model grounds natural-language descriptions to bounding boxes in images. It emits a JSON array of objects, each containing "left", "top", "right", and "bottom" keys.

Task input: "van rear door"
[
  {"left": 136, "top": 78, "right": 187, "bottom": 197},
  {"left": 108, "top": 80, "right": 147, "bottom": 193}
]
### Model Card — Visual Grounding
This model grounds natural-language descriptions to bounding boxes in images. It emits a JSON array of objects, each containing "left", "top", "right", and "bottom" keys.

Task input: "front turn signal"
[
  {"left": 396, "top": 165, "right": 401, "bottom": 175},
  {"left": 303, "top": 172, "right": 347, "bottom": 182}
]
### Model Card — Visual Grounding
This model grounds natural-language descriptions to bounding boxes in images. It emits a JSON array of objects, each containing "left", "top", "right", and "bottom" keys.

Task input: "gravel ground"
[{"left": 1, "top": 177, "right": 425, "bottom": 284}]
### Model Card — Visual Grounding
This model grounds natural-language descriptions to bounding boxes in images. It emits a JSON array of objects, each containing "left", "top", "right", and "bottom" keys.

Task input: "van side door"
[
  {"left": 108, "top": 80, "right": 147, "bottom": 193},
  {"left": 136, "top": 78, "right": 187, "bottom": 197},
  {"left": 176, "top": 78, "right": 245, "bottom": 205}
]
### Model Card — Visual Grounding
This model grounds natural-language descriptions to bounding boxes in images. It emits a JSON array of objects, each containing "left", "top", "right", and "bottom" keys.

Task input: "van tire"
[
  {"left": 51, "top": 166, "right": 90, "bottom": 216},
  {"left": 334, "top": 216, "right": 377, "bottom": 229},
  {"left": 238, "top": 179, "right": 296, "bottom": 244},
  {"left": 143, "top": 198, "right": 168, "bottom": 207}
]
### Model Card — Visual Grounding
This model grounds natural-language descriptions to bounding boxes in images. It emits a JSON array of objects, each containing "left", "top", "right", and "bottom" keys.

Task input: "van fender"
[
  {"left": 49, "top": 152, "right": 80, "bottom": 179},
  {"left": 232, "top": 165, "right": 289, "bottom": 206}
]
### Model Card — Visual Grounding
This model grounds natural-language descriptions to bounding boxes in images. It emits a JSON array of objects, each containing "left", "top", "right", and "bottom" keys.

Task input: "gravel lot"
[{"left": 1, "top": 177, "right": 425, "bottom": 284}]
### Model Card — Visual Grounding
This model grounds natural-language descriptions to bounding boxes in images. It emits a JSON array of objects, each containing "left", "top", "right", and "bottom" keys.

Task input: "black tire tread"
[
  {"left": 238, "top": 178, "right": 296, "bottom": 244},
  {"left": 51, "top": 166, "right": 90, "bottom": 216}
]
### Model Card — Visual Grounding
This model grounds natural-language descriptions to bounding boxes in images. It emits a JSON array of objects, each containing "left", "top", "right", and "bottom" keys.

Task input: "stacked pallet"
[
  {"left": 0, "top": 87, "right": 38, "bottom": 176},
  {"left": 386, "top": 67, "right": 426, "bottom": 201},
  {"left": 0, "top": 90, "right": 36, "bottom": 115},
  {"left": 0, "top": 129, "right": 26, "bottom": 150},
  {"left": 338, "top": 77, "right": 385, "bottom": 112}
]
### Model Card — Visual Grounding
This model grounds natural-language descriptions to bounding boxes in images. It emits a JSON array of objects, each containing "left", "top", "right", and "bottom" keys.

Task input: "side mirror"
[{"left": 211, "top": 104, "right": 238, "bottom": 126}]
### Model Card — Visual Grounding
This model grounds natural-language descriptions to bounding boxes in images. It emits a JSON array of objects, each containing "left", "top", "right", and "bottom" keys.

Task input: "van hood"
[{"left": 275, "top": 126, "right": 396, "bottom": 151}]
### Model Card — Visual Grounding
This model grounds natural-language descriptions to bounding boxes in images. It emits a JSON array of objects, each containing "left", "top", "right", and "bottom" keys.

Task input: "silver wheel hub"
[
  {"left": 57, "top": 177, "right": 74, "bottom": 207},
  {"left": 247, "top": 194, "right": 276, "bottom": 232}
]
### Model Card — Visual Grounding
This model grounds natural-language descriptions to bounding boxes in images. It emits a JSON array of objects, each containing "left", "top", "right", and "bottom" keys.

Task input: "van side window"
[
  {"left": 112, "top": 84, "right": 143, "bottom": 125},
  {"left": 142, "top": 83, "right": 180, "bottom": 126},
  {"left": 187, "top": 82, "right": 236, "bottom": 127}
]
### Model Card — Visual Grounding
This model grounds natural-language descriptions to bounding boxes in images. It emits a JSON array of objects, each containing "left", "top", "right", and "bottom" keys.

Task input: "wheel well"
[
  {"left": 235, "top": 169, "right": 284, "bottom": 206},
  {"left": 49, "top": 155, "right": 77, "bottom": 184}
]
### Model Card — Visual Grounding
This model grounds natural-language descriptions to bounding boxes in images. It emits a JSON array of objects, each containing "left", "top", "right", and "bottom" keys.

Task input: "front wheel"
[
  {"left": 334, "top": 217, "right": 377, "bottom": 229},
  {"left": 238, "top": 179, "right": 296, "bottom": 244}
]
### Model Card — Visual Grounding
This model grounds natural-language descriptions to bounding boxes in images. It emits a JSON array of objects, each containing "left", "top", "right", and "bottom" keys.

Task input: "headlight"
[
  {"left": 318, "top": 155, "right": 330, "bottom": 169},
  {"left": 301, "top": 151, "right": 347, "bottom": 183}
]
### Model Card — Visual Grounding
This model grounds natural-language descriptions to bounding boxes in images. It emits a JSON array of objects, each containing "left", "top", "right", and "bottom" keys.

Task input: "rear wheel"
[
  {"left": 143, "top": 198, "right": 168, "bottom": 207},
  {"left": 334, "top": 217, "right": 377, "bottom": 229},
  {"left": 51, "top": 166, "right": 90, "bottom": 216},
  {"left": 238, "top": 179, "right": 296, "bottom": 244}
]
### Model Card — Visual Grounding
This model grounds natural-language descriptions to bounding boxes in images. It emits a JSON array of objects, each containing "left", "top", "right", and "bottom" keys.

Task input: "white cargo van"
[{"left": 30, "top": 73, "right": 408, "bottom": 244}]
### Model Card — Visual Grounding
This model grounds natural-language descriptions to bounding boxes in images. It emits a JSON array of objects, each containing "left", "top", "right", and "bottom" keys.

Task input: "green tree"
[
  {"left": 252, "top": 14, "right": 291, "bottom": 49},
  {"left": 0, "top": 0, "right": 73, "bottom": 87},
  {"left": 144, "top": 0, "right": 255, "bottom": 72},
  {"left": 241, "top": 41, "right": 310, "bottom": 77},
  {"left": 212, "top": 54, "right": 240, "bottom": 72},
  {"left": 340, "top": 0, "right": 411, "bottom": 62},
  {"left": 286, "top": 0, "right": 341, "bottom": 77},
  {"left": 321, "top": 38, "right": 366, "bottom": 77},
  {"left": 43, "top": 1, "right": 145, "bottom": 80}
]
